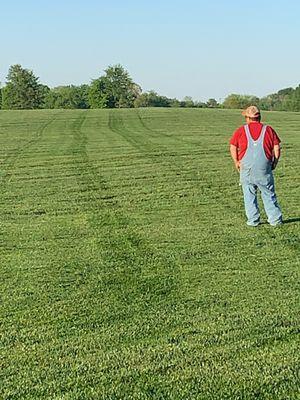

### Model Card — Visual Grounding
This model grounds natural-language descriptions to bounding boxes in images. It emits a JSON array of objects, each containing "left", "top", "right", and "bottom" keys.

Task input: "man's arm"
[
  {"left": 230, "top": 144, "right": 240, "bottom": 171},
  {"left": 272, "top": 144, "right": 281, "bottom": 170}
]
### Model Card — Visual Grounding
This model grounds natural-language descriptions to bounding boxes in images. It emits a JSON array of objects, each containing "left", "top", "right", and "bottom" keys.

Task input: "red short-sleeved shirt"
[{"left": 230, "top": 122, "right": 281, "bottom": 161}]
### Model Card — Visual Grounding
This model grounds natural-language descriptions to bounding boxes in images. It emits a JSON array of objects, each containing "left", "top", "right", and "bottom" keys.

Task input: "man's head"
[{"left": 242, "top": 105, "right": 261, "bottom": 123}]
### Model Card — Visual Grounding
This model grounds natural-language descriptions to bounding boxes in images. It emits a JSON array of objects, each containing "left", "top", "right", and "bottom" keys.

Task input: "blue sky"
[{"left": 1, "top": 0, "right": 299, "bottom": 101}]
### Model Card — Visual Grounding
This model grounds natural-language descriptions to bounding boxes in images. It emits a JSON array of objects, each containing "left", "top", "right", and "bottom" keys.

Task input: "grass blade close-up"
[{"left": 0, "top": 108, "right": 299, "bottom": 399}]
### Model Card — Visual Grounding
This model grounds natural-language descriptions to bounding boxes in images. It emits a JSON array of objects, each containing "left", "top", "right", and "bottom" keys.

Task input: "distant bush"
[
  {"left": 45, "top": 85, "right": 90, "bottom": 109},
  {"left": 134, "top": 91, "right": 172, "bottom": 108},
  {"left": 222, "top": 94, "right": 260, "bottom": 110},
  {"left": 206, "top": 98, "right": 219, "bottom": 108}
]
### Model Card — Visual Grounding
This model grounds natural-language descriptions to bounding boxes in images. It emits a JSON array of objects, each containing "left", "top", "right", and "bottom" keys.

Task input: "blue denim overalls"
[{"left": 240, "top": 124, "right": 282, "bottom": 226}]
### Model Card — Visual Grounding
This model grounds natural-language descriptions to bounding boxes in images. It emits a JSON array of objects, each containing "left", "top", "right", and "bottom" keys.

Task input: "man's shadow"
[
  {"left": 283, "top": 218, "right": 300, "bottom": 224},
  {"left": 259, "top": 218, "right": 300, "bottom": 225}
]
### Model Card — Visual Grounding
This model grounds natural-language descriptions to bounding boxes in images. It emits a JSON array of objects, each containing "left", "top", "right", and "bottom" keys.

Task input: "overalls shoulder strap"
[
  {"left": 258, "top": 125, "right": 268, "bottom": 143},
  {"left": 244, "top": 124, "right": 252, "bottom": 142},
  {"left": 244, "top": 124, "right": 267, "bottom": 143}
]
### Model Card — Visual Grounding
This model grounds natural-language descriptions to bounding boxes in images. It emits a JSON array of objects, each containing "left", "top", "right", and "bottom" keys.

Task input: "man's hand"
[
  {"left": 272, "top": 145, "right": 280, "bottom": 170},
  {"left": 235, "top": 160, "right": 241, "bottom": 171},
  {"left": 272, "top": 158, "right": 279, "bottom": 170},
  {"left": 230, "top": 145, "right": 240, "bottom": 172}
]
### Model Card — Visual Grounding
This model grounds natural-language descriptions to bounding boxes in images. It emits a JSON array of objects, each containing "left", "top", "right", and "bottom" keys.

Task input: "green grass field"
[{"left": 0, "top": 108, "right": 299, "bottom": 399}]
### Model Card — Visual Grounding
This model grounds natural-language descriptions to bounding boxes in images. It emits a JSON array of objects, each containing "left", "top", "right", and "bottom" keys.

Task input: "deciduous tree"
[
  {"left": 89, "top": 64, "right": 141, "bottom": 109},
  {"left": 1, "top": 64, "right": 46, "bottom": 109},
  {"left": 45, "top": 85, "right": 89, "bottom": 109},
  {"left": 222, "top": 94, "right": 259, "bottom": 109}
]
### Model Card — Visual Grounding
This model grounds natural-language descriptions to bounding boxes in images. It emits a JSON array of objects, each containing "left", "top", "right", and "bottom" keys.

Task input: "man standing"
[{"left": 230, "top": 105, "right": 283, "bottom": 226}]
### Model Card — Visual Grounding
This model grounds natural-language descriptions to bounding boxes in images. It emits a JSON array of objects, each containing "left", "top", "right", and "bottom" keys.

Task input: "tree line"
[
  {"left": 222, "top": 89, "right": 300, "bottom": 112},
  {"left": 0, "top": 64, "right": 299, "bottom": 111}
]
